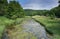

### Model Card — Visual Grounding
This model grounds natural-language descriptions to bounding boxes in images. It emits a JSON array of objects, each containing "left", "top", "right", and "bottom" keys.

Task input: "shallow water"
[{"left": 22, "top": 19, "right": 48, "bottom": 39}]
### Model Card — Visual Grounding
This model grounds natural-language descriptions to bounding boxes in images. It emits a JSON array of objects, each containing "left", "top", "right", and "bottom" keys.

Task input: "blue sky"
[{"left": 8, "top": 0, "right": 59, "bottom": 10}]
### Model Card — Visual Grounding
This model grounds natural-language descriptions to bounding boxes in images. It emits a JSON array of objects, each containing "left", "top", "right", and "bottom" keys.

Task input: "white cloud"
[
  {"left": 21, "top": 0, "right": 58, "bottom": 10},
  {"left": 23, "top": 3, "right": 43, "bottom": 10}
]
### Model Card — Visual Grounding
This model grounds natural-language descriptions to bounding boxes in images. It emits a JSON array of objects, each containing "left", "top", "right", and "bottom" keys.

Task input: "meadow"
[
  {"left": 33, "top": 16, "right": 60, "bottom": 39},
  {"left": 0, "top": 16, "right": 24, "bottom": 39}
]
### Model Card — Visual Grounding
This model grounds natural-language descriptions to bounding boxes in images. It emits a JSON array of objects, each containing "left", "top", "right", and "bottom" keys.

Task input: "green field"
[{"left": 33, "top": 16, "right": 60, "bottom": 39}]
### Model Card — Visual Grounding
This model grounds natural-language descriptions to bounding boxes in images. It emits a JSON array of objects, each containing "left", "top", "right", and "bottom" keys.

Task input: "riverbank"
[
  {"left": 0, "top": 16, "right": 15, "bottom": 39},
  {"left": 0, "top": 16, "right": 24, "bottom": 39},
  {"left": 1, "top": 17, "right": 50, "bottom": 39},
  {"left": 33, "top": 16, "right": 60, "bottom": 39}
]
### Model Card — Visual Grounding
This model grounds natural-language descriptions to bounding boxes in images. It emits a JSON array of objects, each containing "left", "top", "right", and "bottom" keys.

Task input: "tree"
[
  {"left": 7, "top": 0, "right": 24, "bottom": 19},
  {"left": 50, "top": 0, "right": 60, "bottom": 18},
  {"left": 0, "top": 0, "right": 8, "bottom": 16}
]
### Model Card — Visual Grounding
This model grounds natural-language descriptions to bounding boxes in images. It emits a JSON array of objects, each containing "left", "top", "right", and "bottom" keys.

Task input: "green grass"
[
  {"left": 4, "top": 17, "right": 37, "bottom": 39},
  {"left": 0, "top": 16, "right": 15, "bottom": 39},
  {"left": 0, "top": 17, "right": 33, "bottom": 39},
  {"left": 1, "top": 16, "right": 60, "bottom": 39},
  {"left": 8, "top": 24, "right": 37, "bottom": 39},
  {"left": 0, "top": 16, "right": 24, "bottom": 39},
  {"left": 33, "top": 16, "right": 60, "bottom": 39}
]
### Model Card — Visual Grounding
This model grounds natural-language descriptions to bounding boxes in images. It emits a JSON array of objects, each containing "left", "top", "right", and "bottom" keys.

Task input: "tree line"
[
  {"left": 24, "top": 9, "right": 48, "bottom": 16},
  {"left": 0, "top": 0, "right": 24, "bottom": 19},
  {"left": 24, "top": 4, "right": 60, "bottom": 18}
]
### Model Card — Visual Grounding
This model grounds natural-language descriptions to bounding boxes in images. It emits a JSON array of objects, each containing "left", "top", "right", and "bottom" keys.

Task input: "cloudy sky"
[{"left": 8, "top": 0, "right": 59, "bottom": 10}]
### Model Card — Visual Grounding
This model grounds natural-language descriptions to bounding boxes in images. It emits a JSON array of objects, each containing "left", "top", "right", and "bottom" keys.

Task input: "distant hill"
[{"left": 24, "top": 9, "right": 49, "bottom": 16}]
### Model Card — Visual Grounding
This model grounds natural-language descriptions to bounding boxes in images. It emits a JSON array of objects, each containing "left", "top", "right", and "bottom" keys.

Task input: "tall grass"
[
  {"left": 33, "top": 16, "right": 60, "bottom": 39},
  {"left": 0, "top": 16, "right": 24, "bottom": 39},
  {"left": 1, "top": 17, "right": 37, "bottom": 39},
  {"left": 0, "top": 16, "right": 15, "bottom": 39}
]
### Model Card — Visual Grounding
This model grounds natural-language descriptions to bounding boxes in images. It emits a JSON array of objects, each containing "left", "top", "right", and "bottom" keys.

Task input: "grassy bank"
[
  {"left": 33, "top": 16, "right": 60, "bottom": 39},
  {"left": 0, "top": 16, "right": 37, "bottom": 39},
  {"left": 0, "top": 16, "right": 24, "bottom": 39},
  {"left": 3, "top": 17, "right": 37, "bottom": 39},
  {"left": 0, "top": 16, "right": 15, "bottom": 39}
]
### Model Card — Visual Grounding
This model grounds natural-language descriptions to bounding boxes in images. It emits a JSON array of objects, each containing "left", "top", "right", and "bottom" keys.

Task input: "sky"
[{"left": 8, "top": 0, "right": 59, "bottom": 10}]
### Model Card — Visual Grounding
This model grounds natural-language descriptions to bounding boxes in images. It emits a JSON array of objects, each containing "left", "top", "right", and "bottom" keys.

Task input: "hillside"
[{"left": 24, "top": 9, "right": 49, "bottom": 16}]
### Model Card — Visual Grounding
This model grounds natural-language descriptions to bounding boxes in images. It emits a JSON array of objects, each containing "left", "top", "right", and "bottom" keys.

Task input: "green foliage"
[
  {"left": 0, "top": 0, "right": 8, "bottom": 16},
  {"left": 0, "top": 16, "right": 24, "bottom": 39},
  {"left": 24, "top": 9, "right": 48, "bottom": 16},
  {"left": 0, "top": 0, "right": 24, "bottom": 19},
  {"left": 0, "top": 16, "right": 15, "bottom": 39},
  {"left": 51, "top": 6, "right": 60, "bottom": 18},
  {"left": 7, "top": 1, "right": 24, "bottom": 19},
  {"left": 24, "top": 5, "right": 60, "bottom": 18}
]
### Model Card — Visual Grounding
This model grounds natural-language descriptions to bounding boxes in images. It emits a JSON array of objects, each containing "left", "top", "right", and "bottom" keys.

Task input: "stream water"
[
  {"left": 2, "top": 19, "right": 49, "bottom": 39},
  {"left": 22, "top": 19, "right": 48, "bottom": 39}
]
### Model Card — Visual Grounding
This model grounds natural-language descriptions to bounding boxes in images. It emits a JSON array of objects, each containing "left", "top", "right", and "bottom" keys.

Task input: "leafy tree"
[
  {"left": 0, "top": 0, "right": 8, "bottom": 16},
  {"left": 50, "top": 0, "right": 60, "bottom": 18},
  {"left": 7, "top": 0, "right": 24, "bottom": 19},
  {"left": 49, "top": 0, "right": 60, "bottom": 18}
]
